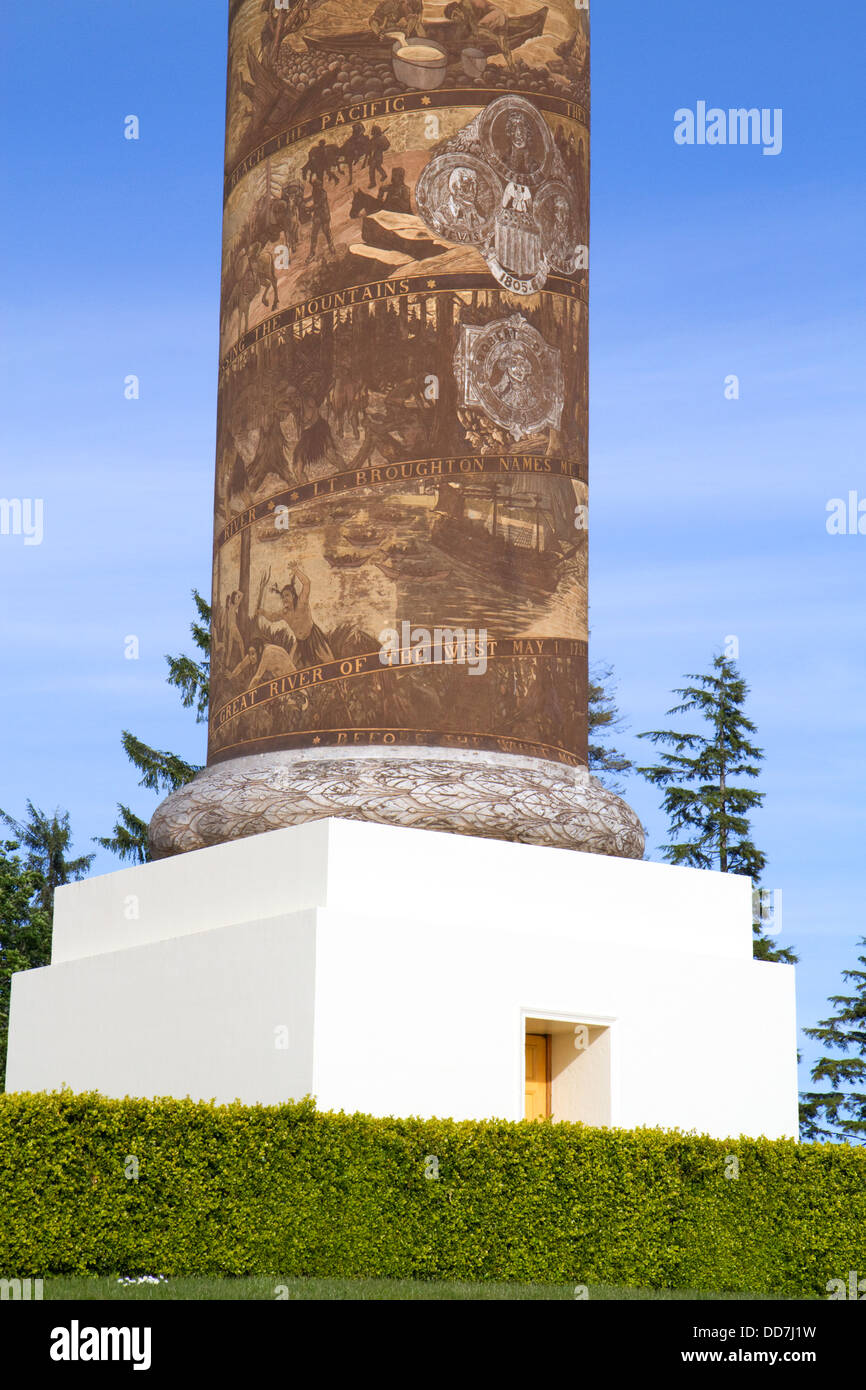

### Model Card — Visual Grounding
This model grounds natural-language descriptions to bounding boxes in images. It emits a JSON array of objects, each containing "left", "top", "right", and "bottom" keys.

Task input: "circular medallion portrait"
[
  {"left": 469, "top": 319, "right": 562, "bottom": 439},
  {"left": 534, "top": 181, "right": 584, "bottom": 275},
  {"left": 478, "top": 96, "right": 554, "bottom": 187},
  {"left": 415, "top": 153, "right": 502, "bottom": 245}
]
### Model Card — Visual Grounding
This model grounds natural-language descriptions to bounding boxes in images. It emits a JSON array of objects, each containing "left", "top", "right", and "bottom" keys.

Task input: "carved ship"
[
  {"left": 383, "top": 538, "right": 422, "bottom": 558},
  {"left": 431, "top": 482, "right": 560, "bottom": 592},
  {"left": 344, "top": 525, "right": 381, "bottom": 547},
  {"left": 374, "top": 558, "right": 452, "bottom": 583},
  {"left": 325, "top": 551, "right": 368, "bottom": 569},
  {"left": 303, "top": 8, "right": 549, "bottom": 61}
]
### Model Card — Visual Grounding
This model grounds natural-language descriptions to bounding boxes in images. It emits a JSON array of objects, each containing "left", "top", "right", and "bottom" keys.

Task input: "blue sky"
[{"left": 2, "top": 1, "right": 864, "bottom": 1098}]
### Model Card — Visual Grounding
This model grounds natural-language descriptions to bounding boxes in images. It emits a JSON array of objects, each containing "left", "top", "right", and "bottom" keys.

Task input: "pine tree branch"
[
  {"left": 94, "top": 805, "right": 151, "bottom": 865},
  {"left": 120, "top": 730, "right": 202, "bottom": 795}
]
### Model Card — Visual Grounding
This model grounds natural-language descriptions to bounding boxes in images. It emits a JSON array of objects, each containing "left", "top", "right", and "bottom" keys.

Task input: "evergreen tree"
[
  {"left": 800, "top": 939, "right": 866, "bottom": 1143},
  {"left": 0, "top": 817, "right": 84, "bottom": 1088},
  {"left": 637, "top": 653, "right": 796, "bottom": 963},
  {"left": 97, "top": 590, "right": 210, "bottom": 864},
  {"left": 0, "top": 803, "right": 94, "bottom": 917},
  {"left": 587, "top": 662, "right": 633, "bottom": 792}
]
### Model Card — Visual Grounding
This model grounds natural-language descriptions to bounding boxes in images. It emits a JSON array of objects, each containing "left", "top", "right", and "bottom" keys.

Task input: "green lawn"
[{"left": 42, "top": 1277, "right": 802, "bottom": 1301}]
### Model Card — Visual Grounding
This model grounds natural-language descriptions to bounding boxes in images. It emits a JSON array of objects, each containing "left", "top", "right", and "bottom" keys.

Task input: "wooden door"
[{"left": 525, "top": 1033, "right": 550, "bottom": 1120}]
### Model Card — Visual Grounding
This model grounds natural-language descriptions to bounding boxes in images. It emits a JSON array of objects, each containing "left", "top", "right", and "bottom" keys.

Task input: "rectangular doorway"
[
  {"left": 524, "top": 1032, "right": 551, "bottom": 1120},
  {"left": 524, "top": 1015, "right": 613, "bottom": 1125}
]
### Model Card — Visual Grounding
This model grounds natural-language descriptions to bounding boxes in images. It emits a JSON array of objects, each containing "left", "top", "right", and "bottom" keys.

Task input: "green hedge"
[{"left": 0, "top": 1091, "right": 863, "bottom": 1294}]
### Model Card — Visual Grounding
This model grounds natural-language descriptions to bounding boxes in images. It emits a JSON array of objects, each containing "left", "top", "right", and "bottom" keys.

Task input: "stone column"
[{"left": 150, "top": 0, "right": 643, "bottom": 859}]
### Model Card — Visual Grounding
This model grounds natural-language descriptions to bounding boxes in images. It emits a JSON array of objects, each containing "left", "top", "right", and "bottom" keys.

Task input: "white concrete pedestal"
[{"left": 6, "top": 819, "right": 798, "bottom": 1139}]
